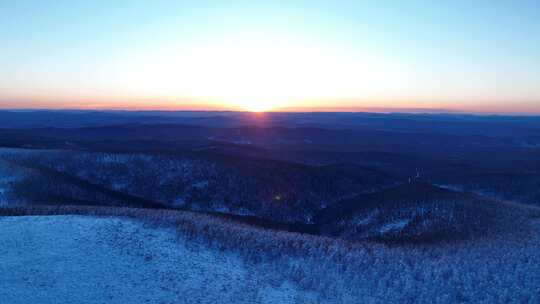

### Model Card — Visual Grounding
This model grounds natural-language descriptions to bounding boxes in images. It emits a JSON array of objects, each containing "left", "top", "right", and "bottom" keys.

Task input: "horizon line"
[{"left": 1, "top": 106, "right": 540, "bottom": 116}]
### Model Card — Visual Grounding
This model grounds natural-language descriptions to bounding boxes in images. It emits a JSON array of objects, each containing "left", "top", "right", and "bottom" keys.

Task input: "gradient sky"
[{"left": 1, "top": 0, "right": 539, "bottom": 113}]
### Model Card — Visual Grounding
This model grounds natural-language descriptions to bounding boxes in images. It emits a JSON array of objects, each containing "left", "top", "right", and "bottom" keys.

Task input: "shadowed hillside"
[{"left": 315, "top": 183, "right": 527, "bottom": 242}]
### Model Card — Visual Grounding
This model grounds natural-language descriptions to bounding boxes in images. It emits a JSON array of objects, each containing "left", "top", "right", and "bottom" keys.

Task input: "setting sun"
[
  {"left": 91, "top": 32, "right": 408, "bottom": 113},
  {"left": 234, "top": 99, "right": 276, "bottom": 112}
]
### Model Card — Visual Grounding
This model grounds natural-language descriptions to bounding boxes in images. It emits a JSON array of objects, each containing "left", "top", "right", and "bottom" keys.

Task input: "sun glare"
[
  {"left": 114, "top": 33, "right": 405, "bottom": 112},
  {"left": 238, "top": 100, "right": 274, "bottom": 112}
]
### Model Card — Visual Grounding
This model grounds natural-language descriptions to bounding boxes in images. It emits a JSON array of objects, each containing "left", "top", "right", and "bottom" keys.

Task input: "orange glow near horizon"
[{"left": 1, "top": 95, "right": 540, "bottom": 115}]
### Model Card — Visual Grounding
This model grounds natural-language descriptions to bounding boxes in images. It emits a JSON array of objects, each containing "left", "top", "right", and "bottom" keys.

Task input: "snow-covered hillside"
[
  {"left": 1, "top": 207, "right": 540, "bottom": 303},
  {"left": 0, "top": 216, "right": 316, "bottom": 304},
  {"left": 1, "top": 149, "right": 392, "bottom": 222}
]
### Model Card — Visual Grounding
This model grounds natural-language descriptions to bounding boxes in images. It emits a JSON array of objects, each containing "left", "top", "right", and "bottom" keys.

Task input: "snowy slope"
[{"left": 0, "top": 216, "right": 315, "bottom": 304}]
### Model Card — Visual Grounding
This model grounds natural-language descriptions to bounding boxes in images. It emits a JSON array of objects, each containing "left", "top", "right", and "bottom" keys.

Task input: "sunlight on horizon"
[{"left": 110, "top": 34, "right": 407, "bottom": 113}]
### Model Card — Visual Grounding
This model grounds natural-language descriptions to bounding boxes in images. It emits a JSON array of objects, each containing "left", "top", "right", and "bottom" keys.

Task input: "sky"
[{"left": 1, "top": 0, "right": 539, "bottom": 113}]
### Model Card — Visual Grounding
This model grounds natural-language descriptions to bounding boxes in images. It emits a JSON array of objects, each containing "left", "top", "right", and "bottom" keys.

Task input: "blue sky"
[{"left": 1, "top": 0, "right": 539, "bottom": 112}]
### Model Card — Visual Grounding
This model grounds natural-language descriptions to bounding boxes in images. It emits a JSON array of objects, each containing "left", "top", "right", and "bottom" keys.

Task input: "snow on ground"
[{"left": 0, "top": 216, "right": 316, "bottom": 304}]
